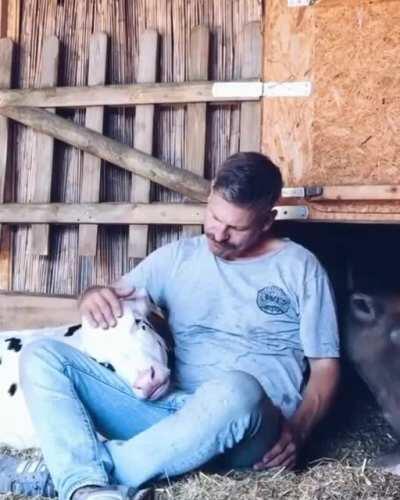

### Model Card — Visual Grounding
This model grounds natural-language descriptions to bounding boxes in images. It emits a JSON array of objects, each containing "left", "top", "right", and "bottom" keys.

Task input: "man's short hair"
[{"left": 213, "top": 152, "right": 283, "bottom": 214}]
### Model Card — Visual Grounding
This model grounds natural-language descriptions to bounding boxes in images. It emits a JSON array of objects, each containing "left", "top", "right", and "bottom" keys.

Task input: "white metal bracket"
[
  {"left": 288, "top": 0, "right": 317, "bottom": 7},
  {"left": 263, "top": 81, "right": 313, "bottom": 98},
  {"left": 282, "top": 186, "right": 322, "bottom": 198},
  {"left": 275, "top": 206, "right": 309, "bottom": 220},
  {"left": 212, "top": 81, "right": 313, "bottom": 99}
]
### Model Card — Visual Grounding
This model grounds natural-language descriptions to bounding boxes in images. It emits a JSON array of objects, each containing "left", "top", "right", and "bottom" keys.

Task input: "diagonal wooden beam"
[{"left": 0, "top": 106, "right": 211, "bottom": 202}]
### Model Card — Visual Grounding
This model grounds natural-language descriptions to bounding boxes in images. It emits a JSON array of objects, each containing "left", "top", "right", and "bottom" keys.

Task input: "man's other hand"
[
  {"left": 253, "top": 419, "right": 301, "bottom": 471},
  {"left": 79, "top": 285, "right": 135, "bottom": 329}
]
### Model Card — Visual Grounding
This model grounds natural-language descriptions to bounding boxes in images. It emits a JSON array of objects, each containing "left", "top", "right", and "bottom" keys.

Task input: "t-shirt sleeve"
[
  {"left": 298, "top": 263, "right": 340, "bottom": 358},
  {"left": 112, "top": 241, "right": 178, "bottom": 307}
]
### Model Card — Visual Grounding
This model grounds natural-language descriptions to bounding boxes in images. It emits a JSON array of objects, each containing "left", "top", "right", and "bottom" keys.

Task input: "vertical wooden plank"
[
  {"left": 239, "top": 21, "right": 262, "bottom": 152},
  {"left": 0, "top": 38, "right": 13, "bottom": 288},
  {"left": 128, "top": 29, "right": 159, "bottom": 259},
  {"left": 78, "top": 32, "right": 108, "bottom": 256},
  {"left": 0, "top": 1, "right": 8, "bottom": 37},
  {"left": 182, "top": 25, "right": 209, "bottom": 239},
  {"left": 6, "top": 0, "right": 19, "bottom": 41},
  {"left": 30, "top": 36, "right": 59, "bottom": 255}
]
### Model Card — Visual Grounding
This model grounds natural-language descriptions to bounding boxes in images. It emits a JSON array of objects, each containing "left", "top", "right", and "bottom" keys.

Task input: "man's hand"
[
  {"left": 253, "top": 419, "right": 301, "bottom": 471},
  {"left": 79, "top": 285, "right": 135, "bottom": 329}
]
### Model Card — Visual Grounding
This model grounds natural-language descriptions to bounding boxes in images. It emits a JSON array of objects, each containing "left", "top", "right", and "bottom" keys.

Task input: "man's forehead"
[{"left": 207, "top": 192, "right": 256, "bottom": 226}]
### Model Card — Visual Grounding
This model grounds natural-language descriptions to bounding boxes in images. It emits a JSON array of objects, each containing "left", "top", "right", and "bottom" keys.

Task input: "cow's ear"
[{"left": 350, "top": 293, "right": 378, "bottom": 323}]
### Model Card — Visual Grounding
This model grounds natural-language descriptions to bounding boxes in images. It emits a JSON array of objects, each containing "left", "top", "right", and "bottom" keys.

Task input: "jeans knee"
[
  {"left": 204, "top": 370, "right": 267, "bottom": 417},
  {"left": 19, "top": 338, "right": 65, "bottom": 388}
]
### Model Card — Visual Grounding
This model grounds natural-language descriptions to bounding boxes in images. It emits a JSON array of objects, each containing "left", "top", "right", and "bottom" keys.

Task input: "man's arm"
[{"left": 254, "top": 357, "right": 340, "bottom": 470}]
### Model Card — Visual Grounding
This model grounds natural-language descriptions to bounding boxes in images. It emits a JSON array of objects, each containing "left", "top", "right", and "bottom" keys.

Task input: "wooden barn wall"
[
  {"left": 262, "top": 0, "right": 400, "bottom": 222},
  {"left": 2, "top": 0, "right": 262, "bottom": 295}
]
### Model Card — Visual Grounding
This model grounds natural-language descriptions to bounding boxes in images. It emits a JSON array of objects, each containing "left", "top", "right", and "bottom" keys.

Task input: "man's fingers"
[
  {"left": 93, "top": 294, "right": 117, "bottom": 326},
  {"left": 90, "top": 305, "right": 109, "bottom": 329},
  {"left": 100, "top": 288, "right": 123, "bottom": 320},
  {"left": 262, "top": 434, "right": 292, "bottom": 463},
  {"left": 262, "top": 442, "right": 296, "bottom": 468},
  {"left": 82, "top": 311, "right": 98, "bottom": 328}
]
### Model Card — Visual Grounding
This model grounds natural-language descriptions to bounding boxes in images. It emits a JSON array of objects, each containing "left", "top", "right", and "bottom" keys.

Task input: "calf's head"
[{"left": 82, "top": 289, "right": 171, "bottom": 400}]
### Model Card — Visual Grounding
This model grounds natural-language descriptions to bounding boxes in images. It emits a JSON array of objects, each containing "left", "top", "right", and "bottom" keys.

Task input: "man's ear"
[
  {"left": 261, "top": 209, "right": 277, "bottom": 231},
  {"left": 350, "top": 293, "right": 379, "bottom": 323}
]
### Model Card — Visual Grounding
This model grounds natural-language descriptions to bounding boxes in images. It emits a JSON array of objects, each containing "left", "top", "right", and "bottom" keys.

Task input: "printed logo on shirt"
[{"left": 257, "top": 286, "right": 290, "bottom": 315}]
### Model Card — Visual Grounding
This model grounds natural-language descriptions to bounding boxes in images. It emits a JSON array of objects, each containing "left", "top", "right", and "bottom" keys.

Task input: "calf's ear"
[{"left": 350, "top": 293, "right": 378, "bottom": 323}]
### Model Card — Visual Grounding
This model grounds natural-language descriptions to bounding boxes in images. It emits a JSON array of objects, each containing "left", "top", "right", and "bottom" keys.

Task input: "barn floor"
[{"left": 1, "top": 372, "right": 400, "bottom": 499}]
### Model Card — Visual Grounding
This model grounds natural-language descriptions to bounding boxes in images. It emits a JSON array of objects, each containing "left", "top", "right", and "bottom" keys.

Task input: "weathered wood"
[
  {"left": 0, "top": 1, "right": 8, "bottom": 37},
  {"left": 0, "top": 202, "right": 206, "bottom": 224},
  {"left": 314, "top": 185, "right": 400, "bottom": 202},
  {"left": 78, "top": 32, "right": 108, "bottom": 256},
  {"left": 0, "top": 38, "right": 13, "bottom": 289},
  {"left": 182, "top": 25, "right": 209, "bottom": 239},
  {"left": 240, "top": 22, "right": 262, "bottom": 152},
  {"left": 5, "top": 0, "right": 19, "bottom": 41},
  {"left": 0, "top": 291, "right": 80, "bottom": 330},
  {"left": 0, "top": 80, "right": 260, "bottom": 108},
  {"left": 30, "top": 36, "right": 59, "bottom": 255},
  {"left": 0, "top": 106, "right": 211, "bottom": 202},
  {"left": 129, "top": 29, "right": 158, "bottom": 259}
]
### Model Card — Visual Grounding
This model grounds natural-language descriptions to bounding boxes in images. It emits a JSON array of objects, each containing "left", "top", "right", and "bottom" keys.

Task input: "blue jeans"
[{"left": 20, "top": 339, "right": 281, "bottom": 500}]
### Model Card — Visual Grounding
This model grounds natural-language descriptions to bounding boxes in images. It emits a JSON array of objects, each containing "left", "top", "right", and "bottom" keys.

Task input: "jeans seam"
[{"left": 62, "top": 364, "right": 110, "bottom": 488}]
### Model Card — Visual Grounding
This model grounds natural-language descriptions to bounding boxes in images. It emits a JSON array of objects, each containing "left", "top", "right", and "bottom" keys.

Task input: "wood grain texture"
[
  {"left": 0, "top": 202, "right": 206, "bottom": 224},
  {"left": 0, "top": 37, "right": 12, "bottom": 289},
  {"left": 182, "top": 25, "right": 209, "bottom": 238},
  {"left": 0, "top": 291, "right": 79, "bottom": 330},
  {"left": 129, "top": 29, "right": 158, "bottom": 259},
  {"left": 0, "top": 106, "right": 211, "bottom": 201},
  {"left": 239, "top": 21, "right": 262, "bottom": 152},
  {"left": 78, "top": 32, "right": 108, "bottom": 256},
  {"left": 30, "top": 35, "right": 59, "bottom": 255}
]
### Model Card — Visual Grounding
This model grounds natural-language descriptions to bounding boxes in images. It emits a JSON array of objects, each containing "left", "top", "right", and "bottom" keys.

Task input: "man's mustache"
[{"left": 205, "top": 233, "right": 236, "bottom": 250}]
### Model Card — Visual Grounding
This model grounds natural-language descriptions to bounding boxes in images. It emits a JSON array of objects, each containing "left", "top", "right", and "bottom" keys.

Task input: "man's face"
[{"left": 204, "top": 191, "right": 272, "bottom": 259}]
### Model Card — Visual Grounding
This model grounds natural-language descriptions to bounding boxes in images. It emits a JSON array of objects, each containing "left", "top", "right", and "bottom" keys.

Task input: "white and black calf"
[{"left": 0, "top": 289, "right": 170, "bottom": 449}]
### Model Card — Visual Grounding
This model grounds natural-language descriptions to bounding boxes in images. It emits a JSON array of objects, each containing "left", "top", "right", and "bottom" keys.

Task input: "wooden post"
[
  {"left": 0, "top": 38, "right": 13, "bottom": 289},
  {"left": 239, "top": 21, "right": 262, "bottom": 152},
  {"left": 78, "top": 32, "right": 108, "bottom": 256},
  {"left": 30, "top": 36, "right": 59, "bottom": 255},
  {"left": 0, "top": 1, "right": 8, "bottom": 37},
  {"left": 0, "top": 106, "right": 211, "bottom": 201},
  {"left": 5, "top": 0, "right": 19, "bottom": 41},
  {"left": 182, "top": 25, "right": 209, "bottom": 238},
  {"left": 129, "top": 29, "right": 158, "bottom": 260}
]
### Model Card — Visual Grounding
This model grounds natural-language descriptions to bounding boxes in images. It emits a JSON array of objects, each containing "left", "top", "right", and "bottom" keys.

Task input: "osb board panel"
[
  {"left": 262, "top": 0, "right": 315, "bottom": 185},
  {"left": 312, "top": 0, "right": 400, "bottom": 186},
  {"left": 11, "top": 0, "right": 262, "bottom": 295},
  {"left": 262, "top": 0, "right": 400, "bottom": 222}
]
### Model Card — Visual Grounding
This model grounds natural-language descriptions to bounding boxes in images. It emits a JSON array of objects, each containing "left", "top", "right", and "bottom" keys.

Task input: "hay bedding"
[{"left": 1, "top": 386, "right": 400, "bottom": 499}]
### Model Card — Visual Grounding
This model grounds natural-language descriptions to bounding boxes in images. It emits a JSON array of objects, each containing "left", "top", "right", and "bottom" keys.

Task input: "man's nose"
[{"left": 214, "top": 225, "right": 228, "bottom": 242}]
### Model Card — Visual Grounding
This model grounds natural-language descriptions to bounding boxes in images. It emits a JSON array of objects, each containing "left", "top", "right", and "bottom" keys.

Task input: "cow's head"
[{"left": 82, "top": 289, "right": 171, "bottom": 400}]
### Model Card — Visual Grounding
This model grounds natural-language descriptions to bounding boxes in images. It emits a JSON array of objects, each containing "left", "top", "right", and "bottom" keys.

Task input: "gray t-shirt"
[{"left": 121, "top": 235, "right": 339, "bottom": 417}]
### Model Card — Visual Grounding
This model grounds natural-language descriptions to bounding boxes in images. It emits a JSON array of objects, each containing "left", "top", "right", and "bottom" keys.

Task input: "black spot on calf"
[
  {"left": 8, "top": 383, "right": 17, "bottom": 396},
  {"left": 99, "top": 362, "right": 116, "bottom": 372},
  {"left": 5, "top": 338, "right": 22, "bottom": 352},
  {"left": 64, "top": 325, "right": 81, "bottom": 337}
]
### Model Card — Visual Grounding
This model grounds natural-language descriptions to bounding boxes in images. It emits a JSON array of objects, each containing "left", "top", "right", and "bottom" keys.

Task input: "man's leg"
[
  {"left": 19, "top": 339, "right": 177, "bottom": 500},
  {"left": 20, "top": 339, "right": 280, "bottom": 497},
  {"left": 106, "top": 370, "right": 281, "bottom": 486}
]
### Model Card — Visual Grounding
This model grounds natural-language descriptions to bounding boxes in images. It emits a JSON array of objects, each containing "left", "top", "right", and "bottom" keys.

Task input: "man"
[{"left": 0, "top": 152, "right": 340, "bottom": 500}]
